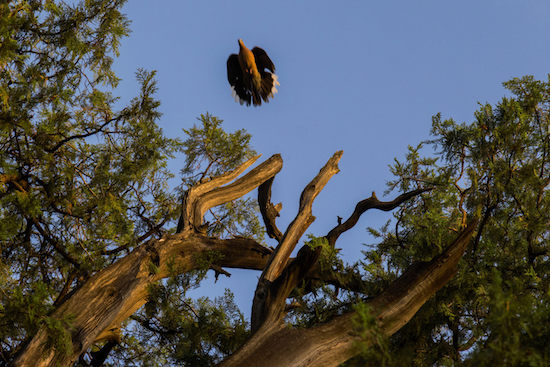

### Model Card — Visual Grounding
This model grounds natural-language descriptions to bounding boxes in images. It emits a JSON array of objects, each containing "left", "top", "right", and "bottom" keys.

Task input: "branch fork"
[{"left": 16, "top": 150, "right": 473, "bottom": 367}]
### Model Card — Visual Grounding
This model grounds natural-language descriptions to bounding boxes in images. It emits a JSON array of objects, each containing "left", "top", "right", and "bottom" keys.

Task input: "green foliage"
[
  {"left": 207, "top": 198, "right": 265, "bottom": 242},
  {"left": 305, "top": 234, "right": 340, "bottom": 271},
  {"left": 122, "top": 283, "right": 249, "bottom": 367},
  {"left": 463, "top": 269, "right": 550, "bottom": 367},
  {"left": 349, "top": 75, "right": 550, "bottom": 366},
  {"left": 44, "top": 314, "right": 76, "bottom": 357},
  {"left": 181, "top": 113, "right": 265, "bottom": 242},
  {"left": 0, "top": 1, "right": 260, "bottom": 364},
  {"left": 181, "top": 113, "right": 256, "bottom": 187},
  {"left": 346, "top": 302, "right": 390, "bottom": 367},
  {"left": 1, "top": 3, "right": 265, "bottom": 364},
  {"left": 0, "top": 281, "right": 53, "bottom": 340}
]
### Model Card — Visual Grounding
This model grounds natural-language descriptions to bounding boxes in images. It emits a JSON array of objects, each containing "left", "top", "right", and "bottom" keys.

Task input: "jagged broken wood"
[
  {"left": 14, "top": 151, "right": 476, "bottom": 367},
  {"left": 14, "top": 155, "right": 282, "bottom": 367},
  {"left": 219, "top": 219, "right": 478, "bottom": 367}
]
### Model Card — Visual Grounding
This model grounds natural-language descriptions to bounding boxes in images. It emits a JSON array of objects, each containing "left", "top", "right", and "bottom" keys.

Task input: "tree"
[
  {"left": 346, "top": 75, "right": 550, "bottom": 367},
  {"left": 1, "top": 2, "right": 549, "bottom": 367}
]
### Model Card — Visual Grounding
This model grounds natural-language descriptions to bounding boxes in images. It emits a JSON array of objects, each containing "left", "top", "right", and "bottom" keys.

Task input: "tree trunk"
[
  {"left": 14, "top": 152, "right": 476, "bottom": 366},
  {"left": 14, "top": 155, "right": 282, "bottom": 367},
  {"left": 219, "top": 220, "right": 477, "bottom": 367}
]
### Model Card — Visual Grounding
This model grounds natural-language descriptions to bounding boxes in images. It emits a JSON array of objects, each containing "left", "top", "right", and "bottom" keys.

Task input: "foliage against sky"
[{"left": 1, "top": 1, "right": 550, "bottom": 366}]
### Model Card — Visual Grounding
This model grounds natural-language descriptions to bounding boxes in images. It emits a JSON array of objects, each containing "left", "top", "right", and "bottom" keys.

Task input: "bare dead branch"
[
  {"left": 194, "top": 155, "right": 262, "bottom": 196},
  {"left": 258, "top": 177, "right": 283, "bottom": 242},
  {"left": 262, "top": 151, "right": 343, "bottom": 282},
  {"left": 178, "top": 155, "right": 283, "bottom": 232},
  {"left": 194, "top": 155, "right": 283, "bottom": 226},
  {"left": 221, "top": 218, "right": 479, "bottom": 367},
  {"left": 326, "top": 188, "right": 432, "bottom": 247},
  {"left": 178, "top": 155, "right": 261, "bottom": 232},
  {"left": 251, "top": 151, "right": 343, "bottom": 331}
]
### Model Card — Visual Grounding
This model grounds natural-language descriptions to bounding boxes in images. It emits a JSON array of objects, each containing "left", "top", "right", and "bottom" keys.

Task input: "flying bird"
[{"left": 227, "top": 39, "right": 279, "bottom": 106}]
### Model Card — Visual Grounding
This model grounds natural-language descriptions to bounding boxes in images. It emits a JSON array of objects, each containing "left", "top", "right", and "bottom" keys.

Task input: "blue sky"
[{"left": 113, "top": 1, "right": 550, "bottom": 316}]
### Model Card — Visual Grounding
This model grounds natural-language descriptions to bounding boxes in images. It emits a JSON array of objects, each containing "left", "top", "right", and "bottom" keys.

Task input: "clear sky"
[{"left": 112, "top": 1, "right": 550, "bottom": 316}]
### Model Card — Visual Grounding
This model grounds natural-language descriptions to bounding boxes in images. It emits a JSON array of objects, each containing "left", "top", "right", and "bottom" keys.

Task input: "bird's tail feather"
[
  {"left": 259, "top": 73, "right": 279, "bottom": 103},
  {"left": 252, "top": 89, "right": 262, "bottom": 106}
]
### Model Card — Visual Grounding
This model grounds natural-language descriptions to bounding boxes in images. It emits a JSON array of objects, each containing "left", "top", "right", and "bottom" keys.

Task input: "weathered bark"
[
  {"left": 13, "top": 233, "right": 273, "bottom": 366},
  {"left": 14, "top": 155, "right": 282, "bottom": 367},
  {"left": 219, "top": 219, "right": 478, "bottom": 367},
  {"left": 258, "top": 177, "right": 283, "bottom": 242},
  {"left": 14, "top": 150, "right": 468, "bottom": 367},
  {"left": 251, "top": 151, "right": 343, "bottom": 331}
]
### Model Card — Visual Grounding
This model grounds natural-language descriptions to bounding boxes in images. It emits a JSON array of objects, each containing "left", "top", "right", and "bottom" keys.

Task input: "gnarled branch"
[
  {"left": 258, "top": 177, "right": 283, "bottom": 242},
  {"left": 178, "top": 154, "right": 283, "bottom": 232},
  {"left": 251, "top": 151, "right": 343, "bottom": 331},
  {"left": 14, "top": 155, "right": 282, "bottom": 367},
  {"left": 326, "top": 188, "right": 432, "bottom": 247},
  {"left": 220, "top": 219, "right": 479, "bottom": 367}
]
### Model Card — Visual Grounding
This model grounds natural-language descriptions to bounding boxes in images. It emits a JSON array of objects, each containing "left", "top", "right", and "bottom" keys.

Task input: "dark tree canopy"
[{"left": 1, "top": 1, "right": 550, "bottom": 367}]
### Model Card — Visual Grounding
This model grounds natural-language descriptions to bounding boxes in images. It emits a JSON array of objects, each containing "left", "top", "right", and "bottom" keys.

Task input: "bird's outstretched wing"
[
  {"left": 252, "top": 47, "right": 275, "bottom": 73},
  {"left": 227, "top": 53, "right": 252, "bottom": 105}
]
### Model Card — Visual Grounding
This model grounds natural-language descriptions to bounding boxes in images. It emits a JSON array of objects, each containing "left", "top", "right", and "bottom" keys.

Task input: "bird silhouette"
[{"left": 227, "top": 39, "right": 279, "bottom": 106}]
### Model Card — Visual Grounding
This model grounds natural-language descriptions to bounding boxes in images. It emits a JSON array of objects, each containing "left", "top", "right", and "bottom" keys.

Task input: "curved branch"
[
  {"left": 194, "top": 154, "right": 283, "bottom": 225},
  {"left": 326, "top": 188, "right": 432, "bottom": 247},
  {"left": 258, "top": 177, "right": 283, "bottom": 242},
  {"left": 179, "top": 155, "right": 282, "bottom": 232},
  {"left": 221, "top": 218, "right": 479, "bottom": 367},
  {"left": 251, "top": 151, "right": 343, "bottom": 331},
  {"left": 178, "top": 155, "right": 261, "bottom": 232}
]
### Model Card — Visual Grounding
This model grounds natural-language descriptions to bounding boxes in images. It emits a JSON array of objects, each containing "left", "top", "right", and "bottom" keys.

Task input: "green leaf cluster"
[
  {"left": 120, "top": 279, "right": 249, "bottom": 367},
  {"left": 1, "top": 3, "right": 265, "bottom": 364},
  {"left": 0, "top": 1, "right": 182, "bottom": 362},
  {"left": 180, "top": 113, "right": 264, "bottom": 242},
  {"left": 347, "top": 75, "right": 550, "bottom": 366}
]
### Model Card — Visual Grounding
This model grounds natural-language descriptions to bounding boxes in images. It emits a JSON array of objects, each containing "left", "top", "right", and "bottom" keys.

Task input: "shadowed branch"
[{"left": 326, "top": 188, "right": 433, "bottom": 247}]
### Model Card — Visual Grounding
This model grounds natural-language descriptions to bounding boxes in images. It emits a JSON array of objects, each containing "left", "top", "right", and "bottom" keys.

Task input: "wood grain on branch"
[
  {"left": 14, "top": 234, "right": 273, "bottom": 367},
  {"left": 251, "top": 151, "right": 343, "bottom": 331},
  {"left": 194, "top": 154, "right": 283, "bottom": 226},
  {"left": 262, "top": 151, "right": 343, "bottom": 283},
  {"left": 178, "top": 154, "right": 261, "bottom": 232},
  {"left": 220, "top": 218, "right": 478, "bottom": 367},
  {"left": 258, "top": 177, "right": 283, "bottom": 242},
  {"left": 14, "top": 155, "right": 282, "bottom": 367},
  {"left": 326, "top": 188, "right": 432, "bottom": 247},
  {"left": 178, "top": 154, "right": 283, "bottom": 232}
]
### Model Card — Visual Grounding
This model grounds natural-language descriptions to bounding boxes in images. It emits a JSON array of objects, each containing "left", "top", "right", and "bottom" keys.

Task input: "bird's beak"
[{"left": 238, "top": 39, "right": 244, "bottom": 48}]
